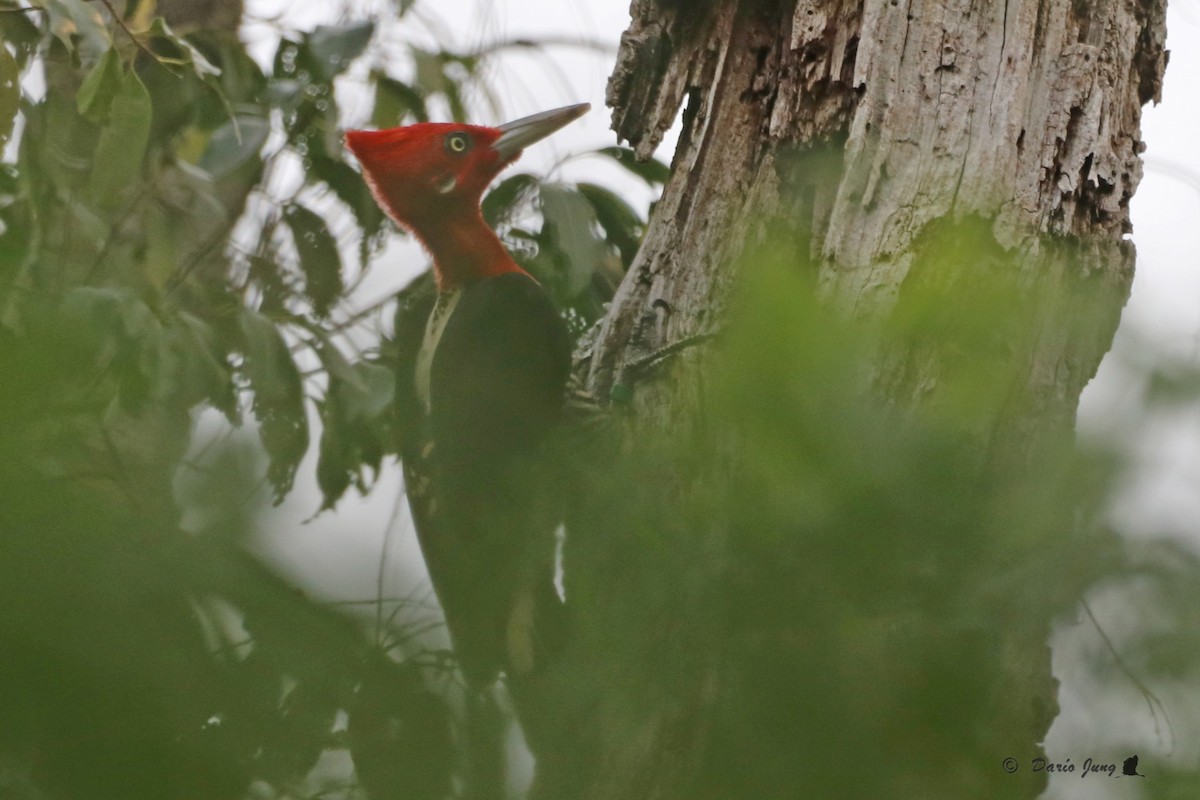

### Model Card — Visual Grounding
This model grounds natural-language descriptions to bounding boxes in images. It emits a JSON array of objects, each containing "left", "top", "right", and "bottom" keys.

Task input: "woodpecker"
[{"left": 345, "top": 104, "right": 588, "bottom": 691}]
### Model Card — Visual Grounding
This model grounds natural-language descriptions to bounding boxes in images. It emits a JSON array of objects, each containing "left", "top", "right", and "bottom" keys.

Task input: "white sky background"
[{"left": 219, "top": 1, "right": 1200, "bottom": 795}]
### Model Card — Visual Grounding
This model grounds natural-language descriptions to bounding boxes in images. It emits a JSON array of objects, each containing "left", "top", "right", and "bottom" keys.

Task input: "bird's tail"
[{"left": 462, "top": 687, "right": 507, "bottom": 800}]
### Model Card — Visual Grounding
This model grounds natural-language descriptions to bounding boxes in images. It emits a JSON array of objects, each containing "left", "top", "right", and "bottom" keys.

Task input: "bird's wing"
[
  {"left": 429, "top": 271, "right": 572, "bottom": 477},
  {"left": 394, "top": 271, "right": 572, "bottom": 686},
  {"left": 392, "top": 271, "right": 438, "bottom": 462}
]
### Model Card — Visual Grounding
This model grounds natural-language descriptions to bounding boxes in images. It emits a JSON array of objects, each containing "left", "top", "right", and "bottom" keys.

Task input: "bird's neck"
[{"left": 417, "top": 210, "right": 526, "bottom": 292}]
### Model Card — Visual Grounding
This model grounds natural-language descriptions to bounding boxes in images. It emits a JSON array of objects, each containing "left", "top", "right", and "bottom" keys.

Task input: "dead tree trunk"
[
  {"left": 593, "top": 0, "right": 1165, "bottom": 429},
  {"left": 534, "top": 1, "right": 1167, "bottom": 798}
]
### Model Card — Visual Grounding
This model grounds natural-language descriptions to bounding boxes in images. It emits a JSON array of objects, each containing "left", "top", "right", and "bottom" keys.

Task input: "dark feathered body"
[{"left": 394, "top": 272, "right": 572, "bottom": 686}]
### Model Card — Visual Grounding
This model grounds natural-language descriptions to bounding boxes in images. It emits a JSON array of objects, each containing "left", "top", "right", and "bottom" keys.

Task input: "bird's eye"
[{"left": 445, "top": 132, "right": 471, "bottom": 154}]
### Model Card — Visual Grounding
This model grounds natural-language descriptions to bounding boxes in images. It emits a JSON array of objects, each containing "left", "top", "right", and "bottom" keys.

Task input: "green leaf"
[
  {"left": 539, "top": 183, "right": 608, "bottom": 297},
  {"left": 172, "top": 312, "right": 237, "bottom": 422},
  {"left": 596, "top": 145, "right": 671, "bottom": 185},
  {"left": 114, "top": 289, "right": 156, "bottom": 340},
  {"left": 270, "top": 43, "right": 342, "bottom": 159},
  {"left": 117, "top": 301, "right": 168, "bottom": 413},
  {"left": 45, "top": 0, "right": 111, "bottom": 61},
  {"left": 238, "top": 308, "right": 309, "bottom": 503},
  {"left": 409, "top": 49, "right": 475, "bottom": 122},
  {"left": 284, "top": 203, "right": 343, "bottom": 318},
  {"left": 308, "top": 155, "right": 385, "bottom": 257},
  {"left": 370, "top": 73, "right": 428, "bottom": 126},
  {"left": 316, "top": 359, "right": 394, "bottom": 509},
  {"left": 307, "top": 21, "right": 374, "bottom": 81},
  {"left": 0, "top": 42, "right": 18, "bottom": 148},
  {"left": 443, "top": 75, "right": 468, "bottom": 123},
  {"left": 76, "top": 46, "right": 122, "bottom": 123},
  {"left": 335, "top": 361, "right": 393, "bottom": 420},
  {"left": 141, "top": 200, "right": 176, "bottom": 290},
  {"left": 482, "top": 173, "right": 539, "bottom": 229},
  {"left": 264, "top": 78, "right": 305, "bottom": 111},
  {"left": 411, "top": 48, "right": 450, "bottom": 96},
  {"left": 577, "top": 181, "right": 644, "bottom": 266},
  {"left": 57, "top": 287, "right": 169, "bottom": 411},
  {"left": 0, "top": 6, "right": 40, "bottom": 66},
  {"left": 315, "top": 413, "right": 352, "bottom": 510},
  {"left": 273, "top": 38, "right": 303, "bottom": 79},
  {"left": 89, "top": 67, "right": 151, "bottom": 215},
  {"left": 314, "top": 335, "right": 365, "bottom": 391},
  {"left": 146, "top": 18, "right": 222, "bottom": 80},
  {"left": 60, "top": 285, "right": 130, "bottom": 333},
  {"left": 199, "top": 114, "right": 270, "bottom": 180},
  {"left": 0, "top": 165, "right": 29, "bottom": 280}
]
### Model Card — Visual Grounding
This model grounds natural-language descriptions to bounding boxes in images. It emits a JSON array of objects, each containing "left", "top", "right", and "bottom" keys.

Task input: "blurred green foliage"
[
  {"left": 0, "top": 0, "right": 651, "bottom": 797},
  {"left": 529, "top": 229, "right": 1200, "bottom": 799},
  {"left": 0, "top": 0, "right": 654, "bottom": 511}
]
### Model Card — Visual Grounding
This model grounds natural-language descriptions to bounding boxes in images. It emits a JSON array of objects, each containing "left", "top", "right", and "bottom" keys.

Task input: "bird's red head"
[
  {"left": 345, "top": 103, "right": 589, "bottom": 290},
  {"left": 344, "top": 122, "right": 509, "bottom": 230}
]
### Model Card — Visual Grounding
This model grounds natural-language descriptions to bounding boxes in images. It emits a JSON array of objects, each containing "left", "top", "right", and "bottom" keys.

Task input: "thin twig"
[
  {"left": 467, "top": 36, "right": 616, "bottom": 59},
  {"left": 91, "top": 0, "right": 163, "bottom": 67},
  {"left": 624, "top": 332, "right": 719, "bottom": 379},
  {"left": 380, "top": 618, "right": 446, "bottom": 654},
  {"left": 163, "top": 222, "right": 235, "bottom": 298},
  {"left": 83, "top": 194, "right": 147, "bottom": 283},
  {"left": 326, "top": 292, "right": 402, "bottom": 335},
  {"left": 375, "top": 488, "right": 410, "bottom": 646},
  {"left": 324, "top": 596, "right": 438, "bottom": 611},
  {"left": 1082, "top": 599, "right": 1177, "bottom": 753},
  {"left": 386, "top": 584, "right": 439, "bottom": 629}
]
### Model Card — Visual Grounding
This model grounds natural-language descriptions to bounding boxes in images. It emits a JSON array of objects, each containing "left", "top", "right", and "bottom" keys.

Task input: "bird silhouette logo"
[{"left": 1122, "top": 755, "right": 1145, "bottom": 777}]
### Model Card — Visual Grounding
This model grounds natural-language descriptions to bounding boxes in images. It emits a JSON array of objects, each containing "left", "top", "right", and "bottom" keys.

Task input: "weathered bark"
[
  {"left": 593, "top": 0, "right": 1164, "bottom": 423},
  {"left": 538, "top": 0, "right": 1167, "bottom": 798}
]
